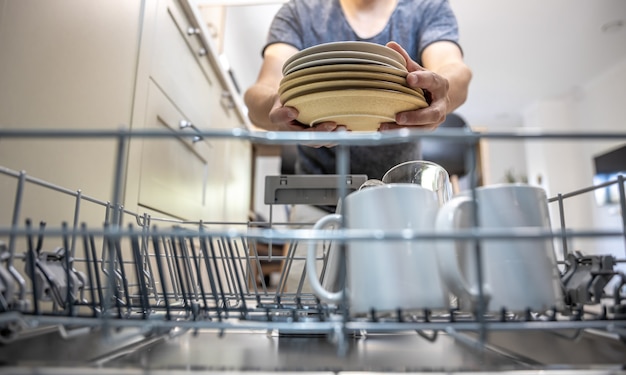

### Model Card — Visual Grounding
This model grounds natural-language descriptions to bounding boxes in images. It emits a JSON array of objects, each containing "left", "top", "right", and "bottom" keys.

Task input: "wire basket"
[{"left": 0, "top": 127, "right": 625, "bottom": 346}]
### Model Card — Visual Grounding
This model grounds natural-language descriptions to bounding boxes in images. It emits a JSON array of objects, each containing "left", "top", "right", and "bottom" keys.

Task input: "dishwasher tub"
[{"left": 0, "top": 128, "right": 625, "bottom": 374}]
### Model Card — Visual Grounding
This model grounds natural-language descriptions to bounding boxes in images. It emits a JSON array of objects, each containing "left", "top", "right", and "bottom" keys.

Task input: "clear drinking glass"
[{"left": 381, "top": 160, "right": 453, "bottom": 206}]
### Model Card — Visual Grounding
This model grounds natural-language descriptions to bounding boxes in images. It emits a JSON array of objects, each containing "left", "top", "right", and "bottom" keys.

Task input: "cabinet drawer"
[
  {"left": 150, "top": 0, "right": 235, "bottom": 129},
  {"left": 151, "top": 0, "right": 214, "bottom": 131},
  {"left": 138, "top": 81, "right": 224, "bottom": 220},
  {"left": 152, "top": 0, "right": 243, "bottom": 130}
]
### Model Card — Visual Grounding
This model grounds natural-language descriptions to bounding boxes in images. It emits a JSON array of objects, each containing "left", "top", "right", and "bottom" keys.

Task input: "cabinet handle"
[
  {"left": 187, "top": 26, "right": 200, "bottom": 36},
  {"left": 198, "top": 48, "right": 207, "bottom": 57},
  {"left": 221, "top": 91, "right": 235, "bottom": 109},
  {"left": 179, "top": 120, "right": 203, "bottom": 143},
  {"left": 207, "top": 23, "right": 219, "bottom": 38}
]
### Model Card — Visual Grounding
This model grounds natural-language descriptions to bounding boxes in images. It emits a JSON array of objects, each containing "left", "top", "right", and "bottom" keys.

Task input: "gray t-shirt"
[{"left": 265, "top": 0, "right": 461, "bottom": 180}]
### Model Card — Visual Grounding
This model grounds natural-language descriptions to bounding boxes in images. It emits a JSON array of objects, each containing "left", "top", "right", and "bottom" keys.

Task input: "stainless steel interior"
[{"left": 1, "top": 128, "right": 625, "bottom": 374}]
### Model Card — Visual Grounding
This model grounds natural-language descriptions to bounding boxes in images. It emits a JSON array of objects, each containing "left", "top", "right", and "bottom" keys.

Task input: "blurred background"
[{"left": 197, "top": 0, "right": 626, "bottom": 268}]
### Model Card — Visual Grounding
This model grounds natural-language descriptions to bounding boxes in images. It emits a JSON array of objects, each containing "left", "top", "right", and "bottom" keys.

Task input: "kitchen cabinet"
[
  {"left": 0, "top": 0, "right": 252, "bottom": 227},
  {"left": 198, "top": 4, "right": 227, "bottom": 54},
  {"left": 125, "top": 0, "right": 250, "bottom": 223},
  {"left": 135, "top": 81, "right": 225, "bottom": 221}
]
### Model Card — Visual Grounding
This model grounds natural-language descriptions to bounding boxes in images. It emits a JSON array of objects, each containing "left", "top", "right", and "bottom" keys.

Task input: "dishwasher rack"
[{"left": 1, "top": 128, "right": 626, "bottom": 371}]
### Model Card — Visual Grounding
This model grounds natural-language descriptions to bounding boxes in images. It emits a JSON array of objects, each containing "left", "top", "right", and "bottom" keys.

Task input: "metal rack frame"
[{"left": 1, "top": 127, "right": 626, "bottom": 360}]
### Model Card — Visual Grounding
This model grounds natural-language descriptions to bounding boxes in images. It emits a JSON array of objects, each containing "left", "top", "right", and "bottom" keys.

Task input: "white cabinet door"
[{"left": 138, "top": 81, "right": 225, "bottom": 221}]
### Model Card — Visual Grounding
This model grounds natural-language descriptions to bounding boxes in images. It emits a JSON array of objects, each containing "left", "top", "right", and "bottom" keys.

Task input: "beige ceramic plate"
[
  {"left": 283, "top": 63, "right": 408, "bottom": 80},
  {"left": 283, "top": 41, "right": 405, "bottom": 70},
  {"left": 284, "top": 89, "right": 429, "bottom": 132},
  {"left": 280, "top": 79, "right": 425, "bottom": 103},
  {"left": 282, "top": 50, "right": 407, "bottom": 75},
  {"left": 279, "top": 71, "right": 410, "bottom": 95}
]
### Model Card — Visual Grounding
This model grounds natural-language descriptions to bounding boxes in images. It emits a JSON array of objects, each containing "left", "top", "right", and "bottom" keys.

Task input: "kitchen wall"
[
  {"left": 222, "top": 5, "right": 285, "bottom": 221},
  {"left": 523, "top": 57, "right": 626, "bottom": 272},
  {"left": 223, "top": 4, "right": 281, "bottom": 99},
  {"left": 219, "top": 3, "right": 625, "bottom": 251}
]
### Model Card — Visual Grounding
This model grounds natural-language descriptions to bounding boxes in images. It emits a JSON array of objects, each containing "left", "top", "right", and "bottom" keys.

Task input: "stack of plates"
[{"left": 279, "top": 41, "right": 428, "bottom": 132}]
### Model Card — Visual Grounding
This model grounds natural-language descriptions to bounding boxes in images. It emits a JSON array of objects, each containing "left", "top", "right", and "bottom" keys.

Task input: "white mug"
[
  {"left": 306, "top": 184, "right": 450, "bottom": 315},
  {"left": 435, "top": 183, "right": 564, "bottom": 313}
]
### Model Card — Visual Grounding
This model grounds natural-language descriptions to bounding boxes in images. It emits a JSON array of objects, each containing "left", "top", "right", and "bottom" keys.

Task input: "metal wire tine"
[
  {"left": 224, "top": 237, "right": 249, "bottom": 317},
  {"left": 317, "top": 239, "right": 332, "bottom": 285},
  {"left": 70, "top": 190, "right": 82, "bottom": 265},
  {"left": 335, "top": 142, "right": 350, "bottom": 324},
  {"left": 215, "top": 238, "right": 235, "bottom": 311},
  {"left": 101, "top": 202, "right": 112, "bottom": 265},
  {"left": 80, "top": 223, "right": 99, "bottom": 317},
  {"left": 100, "top": 225, "right": 112, "bottom": 279},
  {"left": 465, "top": 140, "right": 488, "bottom": 348},
  {"left": 88, "top": 229, "right": 104, "bottom": 317},
  {"left": 139, "top": 214, "right": 158, "bottom": 300},
  {"left": 202, "top": 232, "right": 227, "bottom": 319},
  {"left": 246, "top": 239, "right": 265, "bottom": 295},
  {"left": 618, "top": 174, "right": 626, "bottom": 257},
  {"left": 102, "top": 227, "right": 122, "bottom": 318},
  {"left": 67, "top": 210, "right": 88, "bottom": 307},
  {"left": 135, "top": 211, "right": 148, "bottom": 228},
  {"left": 129, "top": 224, "right": 150, "bottom": 319},
  {"left": 232, "top": 238, "right": 251, "bottom": 295},
  {"left": 61, "top": 222, "right": 75, "bottom": 316},
  {"left": 110, "top": 130, "right": 127, "bottom": 227},
  {"left": 177, "top": 234, "right": 201, "bottom": 318},
  {"left": 556, "top": 193, "right": 569, "bottom": 258},
  {"left": 169, "top": 232, "right": 192, "bottom": 316},
  {"left": 295, "top": 249, "right": 308, "bottom": 299},
  {"left": 25, "top": 219, "right": 39, "bottom": 315},
  {"left": 179, "top": 234, "right": 200, "bottom": 299},
  {"left": 161, "top": 236, "right": 180, "bottom": 300},
  {"left": 35, "top": 221, "right": 46, "bottom": 254},
  {"left": 267, "top": 203, "right": 274, "bottom": 259},
  {"left": 275, "top": 241, "right": 297, "bottom": 297},
  {"left": 7, "top": 171, "right": 27, "bottom": 307},
  {"left": 243, "top": 219, "right": 258, "bottom": 293},
  {"left": 216, "top": 237, "right": 241, "bottom": 307},
  {"left": 150, "top": 227, "right": 171, "bottom": 321},
  {"left": 112, "top": 233, "right": 132, "bottom": 316},
  {"left": 187, "top": 234, "right": 210, "bottom": 318}
]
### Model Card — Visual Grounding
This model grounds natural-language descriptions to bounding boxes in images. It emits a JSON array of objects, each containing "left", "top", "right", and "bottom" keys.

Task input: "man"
[
  {"left": 245, "top": 0, "right": 471, "bottom": 179},
  {"left": 244, "top": 0, "right": 471, "bottom": 292}
]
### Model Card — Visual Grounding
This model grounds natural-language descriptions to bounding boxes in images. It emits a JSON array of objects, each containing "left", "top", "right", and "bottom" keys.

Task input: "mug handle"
[
  {"left": 436, "top": 196, "right": 492, "bottom": 310},
  {"left": 306, "top": 214, "right": 343, "bottom": 304}
]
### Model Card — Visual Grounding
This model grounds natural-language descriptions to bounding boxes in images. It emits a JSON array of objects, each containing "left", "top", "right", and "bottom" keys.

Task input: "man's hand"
[
  {"left": 380, "top": 41, "right": 451, "bottom": 131},
  {"left": 268, "top": 95, "right": 339, "bottom": 132}
]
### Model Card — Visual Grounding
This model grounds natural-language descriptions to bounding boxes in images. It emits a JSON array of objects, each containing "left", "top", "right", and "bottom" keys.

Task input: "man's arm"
[
  {"left": 421, "top": 40, "right": 472, "bottom": 113},
  {"left": 384, "top": 41, "right": 472, "bottom": 130},
  {"left": 243, "top": 43, "right": 299, "bottom": 131}
]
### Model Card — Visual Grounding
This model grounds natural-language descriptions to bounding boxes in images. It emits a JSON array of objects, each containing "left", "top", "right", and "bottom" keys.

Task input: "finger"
[
  {"left": 304, "top": 123, "right": 345, "bottom": 148},
  {"left": 386, "top": 41, "right": 424, "bottom": 72},
  {"left": 406, "top": 71, "right": 448, "bottom": 97},
  {"left": 395, "top": 104, "right": 446, "bottom": 128},
  {"left": 269, "top": 106, "right": 299, "bottom": 127},
  {"left": 308, "top": 121, "right": 338, "bottom": 132},
  {"left": 379, "top": 122, "right": 438, "bottom": 131},
  {"left": 284, "top": 122, "right": 310, "bottom": 131}
]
